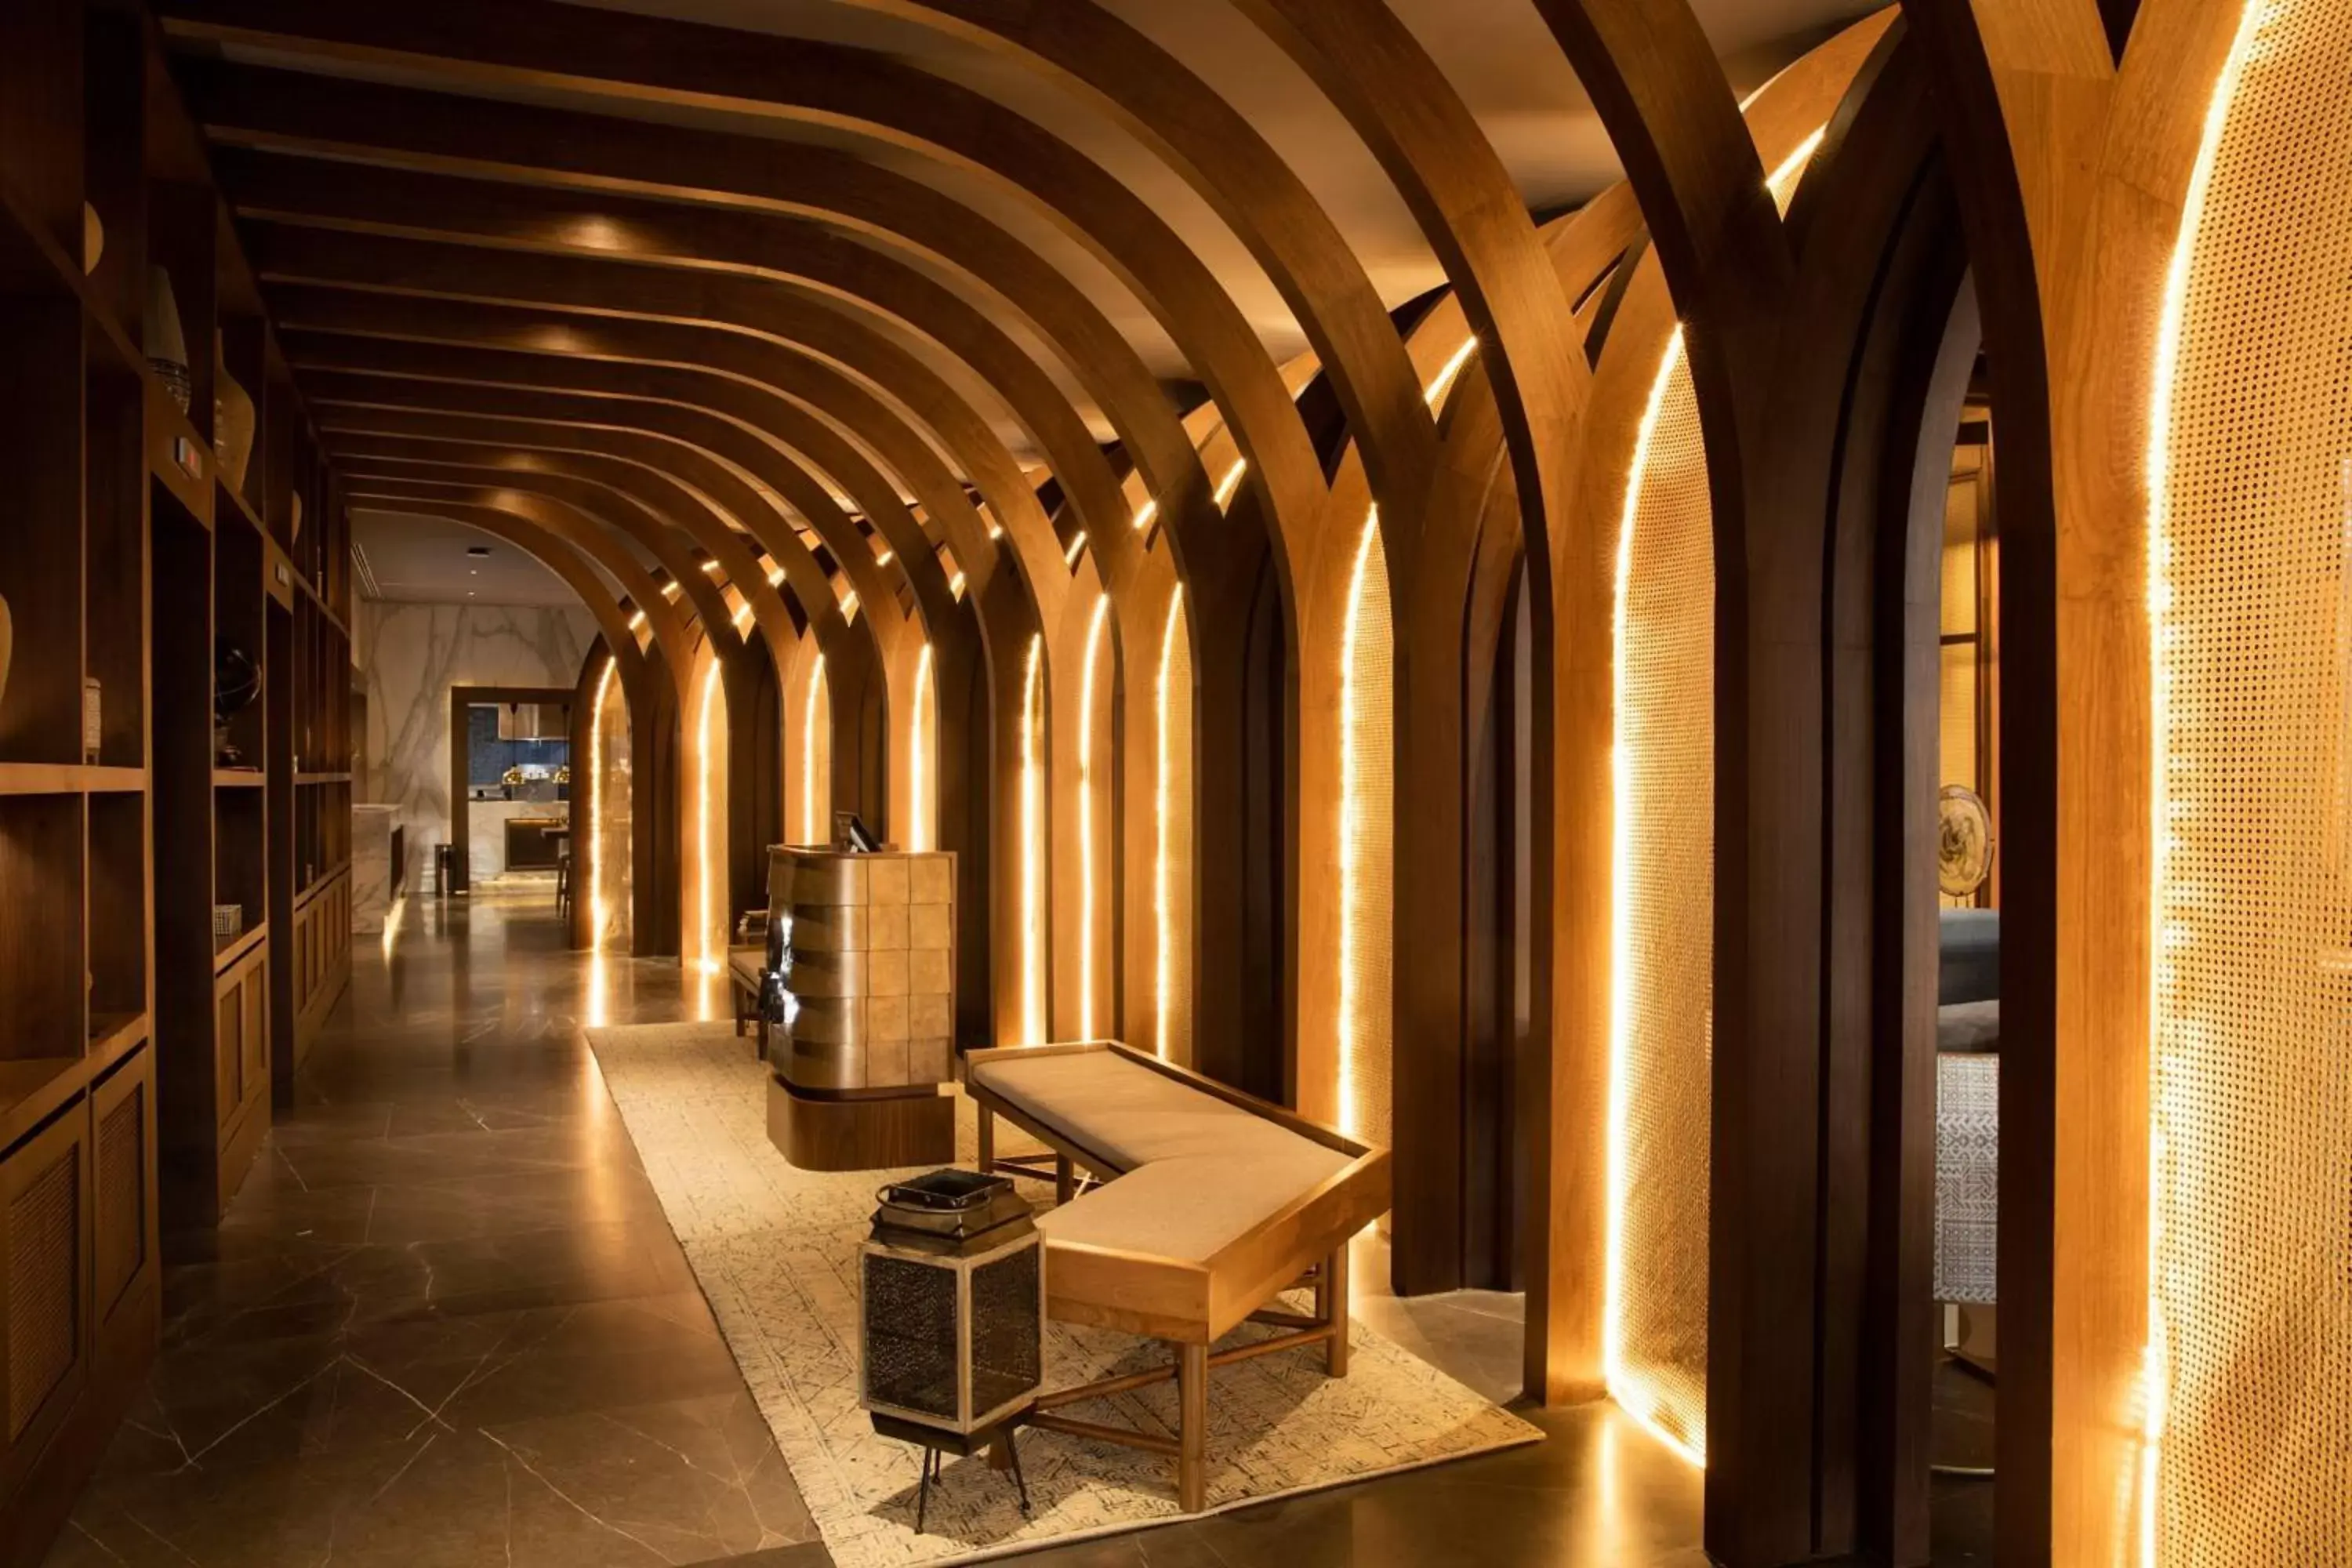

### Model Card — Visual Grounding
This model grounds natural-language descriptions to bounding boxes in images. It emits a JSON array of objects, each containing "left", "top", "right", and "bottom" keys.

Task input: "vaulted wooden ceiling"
[{"left": 158, "top": 0, "right": 1871, "bottom": 607}]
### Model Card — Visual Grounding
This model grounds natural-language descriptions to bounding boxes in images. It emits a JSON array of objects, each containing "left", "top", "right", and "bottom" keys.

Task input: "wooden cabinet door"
[
  {"left": 0, "top": 1109, "right": 88, "bottom": 1491},
  {"left": 213, "top": 979, "right": 242, "bottom": 1129},
  {"left": 240, "top": 959, "right": 267, "bottom": 1112},
  {"left": 89, "top": 1046, "right": 155, "bottom": 1328}
]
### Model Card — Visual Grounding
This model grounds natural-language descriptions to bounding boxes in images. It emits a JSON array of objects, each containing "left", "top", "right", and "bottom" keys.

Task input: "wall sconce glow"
[
  {"left": 1422, "top": 337, "right": 1480, "bottom": 410},
  {"left": 1064, "top": 532, "right": 1088, "bottom": 568},
  {"left": 802, "top": 653, "right": 828, "bottom": 844},
  {"left": 841, "top": 590, "right": 858, "bottom": 621},
  {"left": 768, "top": 568, "right": 785, "bottom": 588},
  {"left": 1079, "top": 595, "right": 1111, "bottom": 1038},
  {"left": 627, "top": 609, "right": 647, "bottom": 632},
  {"left": 949, "top": 571, "right": 967, "bottom": 601},
  {"left": 910, "top": 642, "right": 933, "bottom": 854},
  {"left": 1020, "top": 633, "right": 1047, "bottom": 1044},
  {"left": 877, "top": 548, "right": 895, "bottom": 566},
  {"left": 1214, "top": 459, "right": 1248, "bottom": 511},
  {"left": 734, "top": 605, "right": 753, "bottom": 634},
  {"left": 1155, "top": 587, "right": 1185, "bottom": 1061},
  {"left": 701, "top": 558, "right": 723, "bottom": 574},
  {"left": 695, "top": 656, "right": 722, "bottom": 978},
  {"left": 662, "top": 580, "right": 682, "bottom": 600},
  {"left": 1131, "top": 498, "right": 1158, "bottom": 534}
]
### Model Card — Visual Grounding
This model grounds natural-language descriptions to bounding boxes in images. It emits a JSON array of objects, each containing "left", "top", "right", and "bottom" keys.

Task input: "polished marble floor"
[
  {"left": 46, "top": 880, "right": 1995, "bottom": 1567},
  {"left": 49, "top": 885, "right": 826, "bottom": 1568}
]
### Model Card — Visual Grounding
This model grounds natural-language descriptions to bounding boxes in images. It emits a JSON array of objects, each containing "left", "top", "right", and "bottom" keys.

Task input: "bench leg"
[
  {"left": 1319, "top": 1242, "right": 1352, "bottom": 1378},
  {"left": 1176, "top": 1342, "right": 1207, "bottom": 1512},
  {"left": 1054, "top": 1152, "right": 1074, "bottom": 1204},
  {"left": 977, "top": 1104, "right": 994, "bottom": 1173}
]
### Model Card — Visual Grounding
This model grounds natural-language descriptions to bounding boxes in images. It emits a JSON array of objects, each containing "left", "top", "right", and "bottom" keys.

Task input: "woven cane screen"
[
  {"left": 7, "top": 1148, "right": 78, "bottom": 1440},
  {"left": 1340, "top": 509, "right": 1395, "bottom": 1149},
  {"left": 2151, "top": 2, "right": 2352, "bottom": 1559},
  {"left": 1610, "top": 335, "right": 1713, "bottom": 1460}
]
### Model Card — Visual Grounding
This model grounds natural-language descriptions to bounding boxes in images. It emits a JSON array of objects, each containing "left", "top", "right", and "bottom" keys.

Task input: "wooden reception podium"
[{"left": 764, "top": 844, "right": 959, "bottom": 1171}]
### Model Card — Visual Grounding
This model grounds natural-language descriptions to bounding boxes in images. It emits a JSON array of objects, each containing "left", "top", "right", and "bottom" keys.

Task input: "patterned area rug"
[{"left": 583, "top": 1022, "right": 1539, "bottom": 1567}]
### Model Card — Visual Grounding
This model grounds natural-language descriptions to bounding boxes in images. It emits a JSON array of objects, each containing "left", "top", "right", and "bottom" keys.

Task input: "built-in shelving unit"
[{"left": 0, "top": 4, "right": 350, "bottom": 1554}]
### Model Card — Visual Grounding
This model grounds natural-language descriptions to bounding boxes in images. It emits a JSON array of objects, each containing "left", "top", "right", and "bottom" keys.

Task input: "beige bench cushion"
[
  {"left": 728, "top": 947, "right": 764, "bottom": 987},
  {"left": 969, "top": 1048, "right": 1351, "bottom": 1265}
]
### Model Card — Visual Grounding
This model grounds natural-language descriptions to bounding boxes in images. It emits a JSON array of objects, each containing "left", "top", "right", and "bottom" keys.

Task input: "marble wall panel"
[{"left": 356, "top": 601, "right": 594, "bottom": 887}]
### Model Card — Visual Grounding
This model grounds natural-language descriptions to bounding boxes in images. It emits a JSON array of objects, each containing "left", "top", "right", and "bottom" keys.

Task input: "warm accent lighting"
[
  {"left": 949, "top": 571, "right": 967, "bottom": 600},
  {"left": 1154, "top": 588, "right": 1185, "bottom": 1061},
  {"left": 662, "top": 580, "right": 682, "bottom": 600},
  {"left": 877, "top": 548, "right": 895, "bottom": 566},
  {"left": 1213, "top": 459, "right": 1247, "bottom": 511},
  {"left": 626, "top": 609, "right": 646, "bottom": 631},
  {"left": 1336, "top": 505, "right": 1392, "bottom": 1145},
  {"left": 1020, "top": 633, "right": 1046, "bottom": 1044},
  {"left": 1422, "top": 337, "right": 1479, "bottom": 409},
  {"left": 2142, "top": 4, "right": 2280, "bottom": 1562},
  {"left": 1131, "top": 498, "right": 1158, "bottom": 534},
  {"left": 802, "top": 653, "right": 828, "bottom": 844},
  {"left": 702, "top": 558, "right": 723, "bottom": 574},
  {"left": 910, "top": 643, "right": 933, "bottom": 853},
  {"left": 768, "top": 568, "right": 785, "bottom": 587},
  {"left": 1078, "top": 595, "right": 1111, "bottom": 1038},
  {"left": 1606, "top": 324, "right": 1708, "bottom": 1472},
  {"left": 1064, "top": 532, "right": 1087, "bottom": 568},
  {"left": 695, "top": 656, "right": 722, "bottom": 978}
]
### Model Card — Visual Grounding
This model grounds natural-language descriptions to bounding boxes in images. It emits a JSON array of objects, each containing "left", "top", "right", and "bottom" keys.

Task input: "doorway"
[{"left": 446, "top": 684, "right": 575, "bottom": 897}]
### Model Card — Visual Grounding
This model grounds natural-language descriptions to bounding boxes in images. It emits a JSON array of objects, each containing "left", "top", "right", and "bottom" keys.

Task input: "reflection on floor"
[
  {"left": 47, "top": 887, "right": 825, "bottom": 1568},
  {"left": 38, "top": 880, "right": 2021, "bottom": 1567}
]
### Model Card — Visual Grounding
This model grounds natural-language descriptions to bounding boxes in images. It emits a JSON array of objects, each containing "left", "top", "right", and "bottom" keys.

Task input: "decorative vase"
[
  {"left": 82, "top": 202, "right": 103, "bottom": 276},
  {"left": 144, "top": 266, "right": 191, "bottom": 414},
  {"left": 216, "top": 332, "right": 257, "bottom": 494}
]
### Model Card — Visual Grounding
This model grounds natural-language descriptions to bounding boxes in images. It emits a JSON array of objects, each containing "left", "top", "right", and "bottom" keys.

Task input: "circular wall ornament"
[{"left": 1938, "top": 785, "right": 1994, "bottom": 898}]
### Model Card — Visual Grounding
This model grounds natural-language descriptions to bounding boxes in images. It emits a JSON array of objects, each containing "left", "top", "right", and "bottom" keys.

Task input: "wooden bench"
[
  {"left": 962, "top": 1041, "right": 1390, "bottom": 1512},
  {"left": 726, "top": 946, "right": 767, "bottom": 1055}
]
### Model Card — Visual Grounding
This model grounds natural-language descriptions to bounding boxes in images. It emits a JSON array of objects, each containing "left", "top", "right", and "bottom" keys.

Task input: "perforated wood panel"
[
  {"left": 2150, "top": 2, "right": 2352, "bottom": 1559},
  {"left": 1339, "top": 510, "right": 1395, "bottom": 1148},
  {"left": 1609, "top": 332, "right": 1713, "bottom": 1460},
  {"left": 6, "top": 1143, "right": 78, "bottom": 1440}
]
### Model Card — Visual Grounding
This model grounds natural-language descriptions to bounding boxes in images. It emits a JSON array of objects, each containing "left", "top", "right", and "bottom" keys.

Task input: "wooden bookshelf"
[{"left": 0, "top": 4, "right": 350, "bottom": 1555}]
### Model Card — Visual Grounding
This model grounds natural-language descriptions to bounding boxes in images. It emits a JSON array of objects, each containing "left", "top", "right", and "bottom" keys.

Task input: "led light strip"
[
  {"left": 696, "top": 656, "right": 721, "bottom": 976},
  {"left": 1338, "top": 506, "right": 1381, "bottom": 1138},
  {"left": 802, "top": 653, "right": 827, "bottom": 844},
  {"left": 1079, "top": 597, "right": 1112, "bottom": 1038},
  {"left": 1606, "top": 324, "right": 1699, "bottom": 1470},
  {"left": 911, "top": 643, "right": 933, "bottom": 854},
  {"left": 1021, "top": 633, "right": 1046, "bottom": 1044},
  {"left": 1423, "top": 337, "right": 1480, "bottom": 409},
  {"left": 1156, "top": 588, "right": 1185, "bottom": 1060}
]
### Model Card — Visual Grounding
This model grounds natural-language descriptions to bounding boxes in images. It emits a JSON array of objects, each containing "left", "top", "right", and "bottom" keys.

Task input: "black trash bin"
[{"left": 434, "top": 841, "right": 459, "bottom": 896}]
